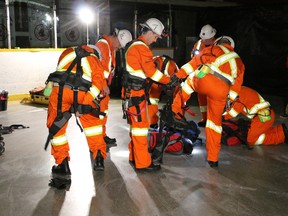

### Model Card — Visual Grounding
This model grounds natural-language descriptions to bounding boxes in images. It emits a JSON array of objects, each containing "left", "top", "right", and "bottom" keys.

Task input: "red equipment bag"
[
  {"left": 148, "top": 130, "right": 183, "bottom": 154},
  {"left": 221, "top": 119, "right": 250, "bottom": 146},
  {"left": 221, "top": 121, "right": 242, "bottom": 146}
]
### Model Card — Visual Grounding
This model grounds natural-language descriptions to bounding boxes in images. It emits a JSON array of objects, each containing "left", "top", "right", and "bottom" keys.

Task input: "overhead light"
[
  {"left": 45, "top": 13, "right": 52, "bottom": 22},
  {"left": 78, "top": 7, "right": 94, "bottom": 25}
]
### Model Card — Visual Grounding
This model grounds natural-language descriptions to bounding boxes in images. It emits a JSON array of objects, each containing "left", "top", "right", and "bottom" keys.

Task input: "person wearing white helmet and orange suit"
[
  {"left": 191, "top": 24, "right": 217, "bottom": 128},
  {"left": 45, "top": 45, "right": 107, "bottom": 189},
  {"left": 148, "top": 55, "right": 179, "bottom": 129},
  {"left": 223, "top": 86, "right": 288, "bottom": 146},
  {"left": 96, "top": 29, "right": 132, "bottom": 150},
  {"left": 122, "top": 18, "right": 177, "bottom": 171},
  {"left": 173, "top": 36, "right": 245, "bottom": 168}
]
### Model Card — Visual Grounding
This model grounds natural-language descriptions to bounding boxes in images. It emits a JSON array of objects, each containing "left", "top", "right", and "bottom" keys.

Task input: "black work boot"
[
  {"left": 135, "top": 163, "right": 161, "bottom": 172},
  {"left": 51, "top": 157, "right": 71, "bottom": 178},
  {"left": 282, "top": 124, "right": 288, "bottom": 144},
  {"left": 49, "top": 157, "right": 71, "bottom": 190},
  {"left": 104, "top": 136, "right": 117, "bottom": 150},
  {"left": 104, "top": 136, "right": 116, "bottom": 144},
  {"left": 208, "top": 160, "right": 218, "bottom": 168},
  {"left": 198, "top": 120, "right": 207, "bottom": 128},
  {"left": 94, "top": 150, "right": 104, "bottom": 171}
]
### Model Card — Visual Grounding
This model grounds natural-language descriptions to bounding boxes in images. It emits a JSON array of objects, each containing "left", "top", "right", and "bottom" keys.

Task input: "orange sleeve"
[
  {"left": 168, "top": 60, "right": 179, "bottom": 77},
  {"left": 57, "top": 47, "right": 74, "bottom": 65},
  {"left": 140, "top": 45, "right": 170, "bottom": 84},
  {"left": 171, "top": 86, "right": 192, "bottom": 118},
  {"left": 172, "top": 91, "right": 185, "bottom": 118},
  {"left": 196, "top": 46, "right": 218, "bottom": 65},
  {"left": 176, "top": 58, "right": 199, "bottom": 79},
  {"left": 82, "top": 55, "right": 106, "bottom": 107},
  {"left": 177, "top": 46, "right": 217, "bottom": 79},
  {"left": 127, "top": 43, "right": 170, "bottom": 84}
]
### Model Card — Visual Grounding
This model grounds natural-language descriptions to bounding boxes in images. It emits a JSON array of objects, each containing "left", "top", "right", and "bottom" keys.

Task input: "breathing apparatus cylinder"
[{"left": 44, "top": 81, "right": 54, "bottom": 97}]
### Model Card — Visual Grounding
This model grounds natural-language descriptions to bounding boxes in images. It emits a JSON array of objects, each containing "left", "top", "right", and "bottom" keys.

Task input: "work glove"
[
  {"left": 162, "top": 75, "right": 179, "bottom": 96},
  {"left": 166, "top": 75, "right": 179, "bottom": 89},
  {"left": 102, "top": 85, "right": 110, "bottom": 96}
]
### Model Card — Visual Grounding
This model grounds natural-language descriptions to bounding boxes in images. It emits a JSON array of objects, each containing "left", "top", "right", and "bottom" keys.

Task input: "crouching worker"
[
  {"left": 223, "top": 86, "right": 288, "bottom": 146},
  {"left": 44, "top": 45, "right": 107, "bottom": 189}
]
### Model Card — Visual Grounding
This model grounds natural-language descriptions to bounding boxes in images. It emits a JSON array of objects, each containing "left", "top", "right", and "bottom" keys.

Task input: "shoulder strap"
[{"left": 160, "top": 55, "right": 173, "bottom": 73}]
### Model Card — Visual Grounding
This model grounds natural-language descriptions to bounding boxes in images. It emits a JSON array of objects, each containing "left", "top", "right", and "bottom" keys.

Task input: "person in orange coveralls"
[
  {"left": 46, "top": 45, "right": 107, "bottom": 189},
  {"left": 122, "top": 18, "right": 176, "bottom": 171},
  {"left": 172, "top": 36, "right": 245, "bottom": 167},
  {"left": 223, "top": 86, "right": 288, "bottom": 145},
  {"left": 148, "top": 55, "right": 179, "bottom": 129},
  {"left": 190, "top": 24, "right": 217, "bottom": 127},
  {"left": 96, "top": 29, "right": 132, "bottom": 149}
]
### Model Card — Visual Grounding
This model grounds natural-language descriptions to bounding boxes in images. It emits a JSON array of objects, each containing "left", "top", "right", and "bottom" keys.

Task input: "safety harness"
[
  {"left": 121, "top": 40, "right": 148, "bottom": 123},
  {"left": 44, "top": 46, "right": 105, "bottom": 150},
  {"left": 151, "top": 83, "right": 200, "bottom": 163}
]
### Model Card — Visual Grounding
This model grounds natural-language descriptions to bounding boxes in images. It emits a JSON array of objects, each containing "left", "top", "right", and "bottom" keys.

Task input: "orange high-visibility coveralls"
[
  {"left": 148, "top": 56, "right": 179, "bottom": 126},
  {"left": 173, "top": 44, "right": 245, "bottom": 162},
  {"left": 124, "top": 36, "right": 171, "bottom": 168},
  {"left": 96, "top": 35, "right": 116, "bottom": 137},
  {"left": 47, "top": 46, "right": 106, "bottom": 164},
  {"left": 224, "top": 86, "right": 286, "bottom": 145},
  {"left": 191, "top": 39, "right": 216, "bottom": 123}
]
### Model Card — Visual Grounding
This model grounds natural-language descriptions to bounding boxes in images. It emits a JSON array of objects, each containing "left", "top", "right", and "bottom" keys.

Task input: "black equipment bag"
[{"left": 221, "top": 118, "right": 252, "bottom": 149}]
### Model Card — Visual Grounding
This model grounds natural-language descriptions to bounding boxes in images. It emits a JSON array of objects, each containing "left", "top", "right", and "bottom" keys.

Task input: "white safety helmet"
[
  {"left": 140, "top": 18, "right": 165, "bottom": 38},
  {"left": 199, "top": 24, "right": 216, "bottom": 40},
  {"left": 115, "top": 29, "right": 133, "bottom": 48},
  {"left": 214, "top": 36, "right": 235, "bottom": 48}
]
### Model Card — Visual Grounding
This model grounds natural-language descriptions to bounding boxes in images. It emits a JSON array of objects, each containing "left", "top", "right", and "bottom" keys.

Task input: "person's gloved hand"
[
  {"left": 166, "top": 75, "right": 179, "bottom": 89},
  {"left": 102, "top": 86, "right": 110, "bottom": 96}
]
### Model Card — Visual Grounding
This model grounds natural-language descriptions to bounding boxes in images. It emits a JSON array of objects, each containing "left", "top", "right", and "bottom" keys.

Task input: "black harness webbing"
[
  {"left": 44, "top": 56, "right": 78, "bottom": 150},
  {"left": 73, "top": 55, "right": 85, "bottom": 131},
  {"left": 44, "top": 47, "right": 97, "bottom": 150},
  {"left": 135, "top": 105, "right": 142, "bottom": 122}
]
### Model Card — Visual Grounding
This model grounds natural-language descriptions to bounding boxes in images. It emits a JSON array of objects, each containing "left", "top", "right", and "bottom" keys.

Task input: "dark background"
[{"left": 109, "top": 1, "right": 288, "bottom": 99}]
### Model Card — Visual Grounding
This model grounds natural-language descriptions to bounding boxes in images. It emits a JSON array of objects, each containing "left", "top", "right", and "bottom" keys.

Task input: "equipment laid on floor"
[
  {"left": 0, "top": 124, "right": 30, "bottom": 156},
  {"left": 221, "top": 118, "right": 252, "bottom": 149},
  {"left": 149, "top": 127, "right": 197, "bottom": 156},
  {"left": 0, "top": 135, "right": 5, "bottom": 155},
  {"left": 151, "top": 87, "right": 201, "bottom": 164}
]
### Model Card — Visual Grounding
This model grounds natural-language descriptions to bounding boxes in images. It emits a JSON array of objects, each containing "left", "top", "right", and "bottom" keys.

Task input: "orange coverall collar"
[
  {"left": 102, "top": 34, "right": 115, "bottom": 53},
  {"left": 138, "top": 35, "right": 148, "bottom": 45}
]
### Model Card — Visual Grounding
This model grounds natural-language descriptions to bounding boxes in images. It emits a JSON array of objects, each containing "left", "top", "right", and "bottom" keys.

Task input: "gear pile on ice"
[{"left": 0, "top": 124, "right": 29, "bottom": 156}]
